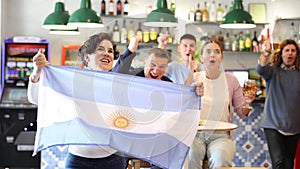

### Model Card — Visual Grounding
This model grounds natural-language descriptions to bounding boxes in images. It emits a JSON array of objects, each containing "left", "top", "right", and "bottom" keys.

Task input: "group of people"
[{"left": 28, "top": 30, "right": 300, "bottom": 169}]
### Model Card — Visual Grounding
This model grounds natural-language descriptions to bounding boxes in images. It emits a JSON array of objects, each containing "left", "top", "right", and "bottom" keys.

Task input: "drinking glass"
[{"left": 242, "top": 79, "right": 257, "bottom": 109}]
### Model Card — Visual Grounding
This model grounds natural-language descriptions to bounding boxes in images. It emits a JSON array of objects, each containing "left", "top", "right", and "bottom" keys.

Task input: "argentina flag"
[{"left": 30, "top": 66, "right": 200, "bottom": 169}]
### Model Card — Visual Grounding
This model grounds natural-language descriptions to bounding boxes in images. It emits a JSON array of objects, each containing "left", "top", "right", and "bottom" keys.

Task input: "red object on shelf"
[
  {"left": 295, "top": 139, "right": 300, "bottom": 169},
  {"left": 61, "top": 45, "right": 81, "bottom": 66}
]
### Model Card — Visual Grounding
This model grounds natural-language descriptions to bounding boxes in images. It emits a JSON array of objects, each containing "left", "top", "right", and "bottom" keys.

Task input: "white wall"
[{"left": 1, "top": 0, "right": 300, "bottom": 65}]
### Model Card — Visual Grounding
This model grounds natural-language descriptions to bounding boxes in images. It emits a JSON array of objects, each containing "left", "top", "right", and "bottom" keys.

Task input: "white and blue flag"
[{"left": 32, "top": 66, "right": 200, "bottom": 169}]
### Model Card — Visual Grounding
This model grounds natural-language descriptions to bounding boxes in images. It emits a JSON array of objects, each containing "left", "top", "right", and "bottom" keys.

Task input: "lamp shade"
[
  {"left": 49, "top": 28, "right": 80, "bottom": 35},
  {"left": 220, "top": 0, "right": 256, "bottom": 29},
  {"left": 68, "top": 0, "right": 104, "bottom": 28},
  {"left": 42, "top": 2, "right": 77, "bottom": 30},
  {"left": 144, "top": 0, "right": 177, "bottom": 27}
]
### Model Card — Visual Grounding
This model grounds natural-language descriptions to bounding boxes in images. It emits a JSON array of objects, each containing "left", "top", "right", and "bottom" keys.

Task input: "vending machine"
[{"left": 0, "top": 37, "right": 49, "bottom": 168}]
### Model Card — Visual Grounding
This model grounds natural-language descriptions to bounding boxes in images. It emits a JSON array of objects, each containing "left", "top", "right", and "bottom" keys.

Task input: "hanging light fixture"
[
  {"left": 42, "top": 1, "right": 77, "bottom": 30},
  {"left": 68, "top": 0, "right": 104, "bottom": 28},
  {"left": 49, "top": 28, "right": 80, "bottom": 35},
  {"left": 144, "top": 0, "right": 177, "bottom": 27},
  {"left": 220, "top": 0, "right": 256, "bottom": 29}
]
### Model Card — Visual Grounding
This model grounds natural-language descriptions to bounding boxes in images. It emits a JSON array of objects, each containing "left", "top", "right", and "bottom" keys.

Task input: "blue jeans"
[
  {"left": 189, "top": 131, "right": 236, "bottom": 169},
  {"left": 264, "top": 128, "right": 299, "bottom": 169},
  {"left": 65, "top": 153, "right": 128, "bottom": 169}
]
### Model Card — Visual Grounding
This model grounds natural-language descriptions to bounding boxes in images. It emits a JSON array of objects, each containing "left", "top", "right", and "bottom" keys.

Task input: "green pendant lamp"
[
  {"left": 68, "top": 0, "right": 104, "bottom": 28},
  {"left": 42, "top": 2, "right": 77, "bottom": 30},
  {"left": 220, "top": 0, "right": 256, "bottom": 29},
  {"left": 144, "top": 0, "right": 177, "bottom": 27},
  {"left": 49, "top": 28, "right": 80, "bottom": 35}
]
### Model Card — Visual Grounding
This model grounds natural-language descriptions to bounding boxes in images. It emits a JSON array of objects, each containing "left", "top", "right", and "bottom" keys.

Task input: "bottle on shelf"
[
  {"left": 238, "top": 31, "right": 245, "bottom": 52},
  {"left": 109, "top": 0, "right": 115, "bottom": 16},
  {"left": 116, "top": 0, "right": 122, "bottom": 16},
  {"left": 188, "top": 7, "right": 195, "bottom": 22},
  {"left": 259, "top": 35, "right": 265, "bottom": 52},
  {"left": 150, "top": 27, "right": 158, "bottom": 43},
  {"left": 202, "top": 2, "right": 209, "bottom": 22},
  {"left": 101, "top": 0, "right": 106, "bottom": 16},
  {"left": 229, "top": 0, "right": 234, "bottom": 11},
  {"left": 136, "top": 22, "right": 143, "bottom": 40},
  {"left": 112, "top": 20, "right": 120, "bottom": 43},
  {"left": 289, "top": 22, "right": 298, "bottom": 41},
  {"left": 127, "top": 20, "right": 135, "bottom": 42},
  {"left": 194, "top": 3, "right": 202, "bottom": 22},
  {"left": 245, "top": 30, "right": 251, "bottom": 52},
  {"left": 209, "top": 1, "right": 216, "bottom": 22},
  {"left": 123, "top": 0, "right": 129, "bottom": 15},
  {"left": 170, "top": 0, "right": 176, "bottom": 14},
  {"left": 210, "top": 30, "right": 217, "bottom": 42},
  {"left": 217, "top": 31, "right": 224, "bottom": 50},
  {"left": 121, "top": 20, "right": 128, "bottom": 43},
  {"left": 231, "top": 34, "right": 238, "bottom": 52},
  {"left": 251, "top": 31, "right": 259, "bottom": 52},
  {"left": 224, "top": 32, "right": 231, "bottom": 51},
  {"left": 167, "top": 28, "right": 173, "bottom": 44},
  {"left": 216, "top": 2, "right": 224, "bottom": 23},
  {"left": 143, "top": 28, "right": 150, "bottom": 43}
]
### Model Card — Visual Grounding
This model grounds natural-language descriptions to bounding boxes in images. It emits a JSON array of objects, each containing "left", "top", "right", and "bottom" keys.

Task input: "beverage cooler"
[{"left": 0, "top": 38, "right": 49, "bottom": 168}]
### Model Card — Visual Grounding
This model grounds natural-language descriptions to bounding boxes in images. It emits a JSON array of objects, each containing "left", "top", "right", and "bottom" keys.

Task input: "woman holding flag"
[{"left": 28, "top": 32, "right": 139, "bottom": 169}]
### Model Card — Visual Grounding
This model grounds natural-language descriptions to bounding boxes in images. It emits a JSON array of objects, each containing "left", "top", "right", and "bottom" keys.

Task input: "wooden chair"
[{"left": 128, "top": 158, "right": 151, "bottom": 169}]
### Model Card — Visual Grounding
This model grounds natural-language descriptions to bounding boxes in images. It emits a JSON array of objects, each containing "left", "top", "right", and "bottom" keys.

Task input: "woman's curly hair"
[
  {"left": 78, "top": 33, "right": 119, "bottom": 67},
  {"left": 270, "top": 39, "right": 300, "bottom": 69}
]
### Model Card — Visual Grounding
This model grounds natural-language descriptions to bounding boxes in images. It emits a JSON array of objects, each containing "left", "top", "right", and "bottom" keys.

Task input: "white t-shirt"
[{"left": 195, "top": 71, "right": 230, "bottom": 122}]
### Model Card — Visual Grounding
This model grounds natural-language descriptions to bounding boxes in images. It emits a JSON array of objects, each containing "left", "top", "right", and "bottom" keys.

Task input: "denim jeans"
[
  {"left": 189, "top": 131, "right": 236, "bottom": 169},
  {"left": 264, "top": 128, "right": 299, "bottom": 169},
  {"left": 65, "top": 153, "right": 128, "bottom": 169}
]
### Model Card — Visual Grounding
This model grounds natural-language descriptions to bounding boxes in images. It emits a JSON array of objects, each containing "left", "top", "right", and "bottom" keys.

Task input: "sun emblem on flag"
[{"left": 106, "top": 110, "right": 135, "bottom": 130}]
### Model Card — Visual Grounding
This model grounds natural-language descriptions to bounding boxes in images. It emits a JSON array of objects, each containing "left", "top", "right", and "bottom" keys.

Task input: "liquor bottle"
[
  {"left": 217, "top": 31, "right": 224, "bottom": 50},
  {"left": 216, "top": 2, "right": 224, "bottom": 23},
  {"left": 259, "top": 35, "right": 265, "bottom": 52},
  {"left": 150, "top": 27, "right": 158, "bottom": 43},
  {"left": 209, "top": 1, "right": 216, "bottom": 22},
  {"left": 120, "top": 20, "right": 128, "bottom": 43},
  {"left": 290, "top": 22, "right": 296, "bottom": 40},
  {"left": 223, "top": 4, "right": 228, "bottom": 17},
  {"left": 224, "top": 32, "right": 231, "bottom": 51},
  {"left": 109, "top": 0, "right": 114, "bottom": 16},
  {"left": 202, "top": 2, "right": 209, "bottom": 22},
  {"left": 123, "top": 0, "right": 129, "bottom": 15},
  {"left": 194, "top": 3, "right": 202, "bottom": 22},
  {"left": 238, "top": 31, "right": 245, "bottom": 52},
  {"left": 167, "top": 28, "right": 173, "bottom": 44},
  {"left": 266, "top": 28, "right": 271, "bottom": 40},
  {"left": 188, "top": 7, "right": 195, "bottom": 22},
  {"left": 101, "top": 0, "right": 106, "bottom": 16},
  {"left": 143, "top": 28, "right": 150, "bottom": 43},
  {"left": 229, "top": 0, "right": 234, "bottom": 11},
  {"left": 136, "top": 22, "right": 143, "bottom": 40},
  {"left": 251, "top": 31, "right": 259, "bottom": 52},
  {"left": 112, "top": 20, "right": 120, "bottom": 43},
  {"left": 170, "top": 0, "right": 176, "bottom": 14},
  {"left": 245, "top": 30, "right": 251, "bottom": 52},
  {"left": 116, "top": 0, "right": 122, "bottom": 15},
  {"left": 127, "top": 21, "right": 135, "bottom": 42},
  {"left": 231, "top": 34, "right": 238, "bottom": 52}
]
